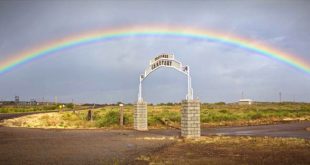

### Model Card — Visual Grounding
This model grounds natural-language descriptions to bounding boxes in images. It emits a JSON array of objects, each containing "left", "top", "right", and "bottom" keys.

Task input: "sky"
[{"left": 0, "top": 0, "right": 310, "bottom": 104}]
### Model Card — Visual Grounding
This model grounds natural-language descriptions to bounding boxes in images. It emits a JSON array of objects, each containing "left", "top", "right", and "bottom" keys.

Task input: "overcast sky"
[{"left": 0, "top": 0, "right": 310, "bottom": 104}]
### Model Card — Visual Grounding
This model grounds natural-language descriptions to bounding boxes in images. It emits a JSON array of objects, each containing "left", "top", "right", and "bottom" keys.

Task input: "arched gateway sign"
[
  {"left": 138, "top": 54, "right": 193, "bottom": 101},
  {"left": 134, "top": 54, "right": 201, "bottom": 138}
]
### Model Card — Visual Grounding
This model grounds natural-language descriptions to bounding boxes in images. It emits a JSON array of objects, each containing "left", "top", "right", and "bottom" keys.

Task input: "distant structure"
[
  {"left": 239, "top": 99, "right": 253, "bottom": 105},
  {"left": 14, "top": 96, "right": 20, "bottom": 104},
  {"left": 0, "top": 97, "right": 55, "bottom": 106},
  {"left": 30, "top": 99, "right": 37, "bottom": 105}
]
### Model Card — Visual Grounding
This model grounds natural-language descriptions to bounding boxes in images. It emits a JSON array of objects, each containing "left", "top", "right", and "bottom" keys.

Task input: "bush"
[
  {"left": 66, "top": 103, "right": 74, "bottom": 109},
  {"left": 96, "top": 110, "right": 119, "bottom": 127},
  {"left": 43, "top": 105, "right": 57, "bottom": 111},
  {"left": 214, "top": 102, "right": 226, "bottom": 105},
  {"left": 147, "top": 109, "right": 180, "bottom": 126},
  {"left": 148, "top": 115, "right": 162, "bottom": 125},
  {"left": 201, "top": 112, "right": 238, "bottom": 122},
  {"left": 219, "top": 109, "right": 228, "bottom": 113}
]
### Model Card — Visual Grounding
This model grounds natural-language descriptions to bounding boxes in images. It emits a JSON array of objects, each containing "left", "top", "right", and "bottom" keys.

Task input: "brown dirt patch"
[{"left": 135, "top": 136, "right": 310, "bottom": 165}]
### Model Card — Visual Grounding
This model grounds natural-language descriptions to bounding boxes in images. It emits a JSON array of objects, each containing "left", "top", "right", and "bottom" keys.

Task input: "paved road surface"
[{"left": 202, "top": 121, "right": 310, "bottom": 139}]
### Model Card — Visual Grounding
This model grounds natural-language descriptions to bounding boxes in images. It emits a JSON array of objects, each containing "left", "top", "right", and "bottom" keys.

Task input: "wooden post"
[{"left": 119, "top": 104, "right": 124, "bottom": 126}]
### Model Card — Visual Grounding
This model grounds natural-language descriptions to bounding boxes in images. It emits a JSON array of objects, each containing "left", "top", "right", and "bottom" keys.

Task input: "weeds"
[{"left": 3, "top": 103, "right": 310, "bottom": 128}]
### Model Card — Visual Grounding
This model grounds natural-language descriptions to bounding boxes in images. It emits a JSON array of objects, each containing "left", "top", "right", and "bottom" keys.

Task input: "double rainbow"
[{"left": 0, "top": 25, "right": 309, "bottom": 75}]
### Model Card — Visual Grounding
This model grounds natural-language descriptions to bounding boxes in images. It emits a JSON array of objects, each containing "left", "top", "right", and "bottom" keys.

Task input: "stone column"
[
  {"left": 181, "top": 100, "right": 200, "bottom": 138},
  {"left": 134, "top": 101, "right": 148, "bottom": 131}
]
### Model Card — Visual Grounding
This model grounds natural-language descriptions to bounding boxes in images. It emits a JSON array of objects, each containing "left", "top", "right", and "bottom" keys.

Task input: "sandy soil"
[{"left": 1, "top": 113, "right": 62, "bottom": 128}]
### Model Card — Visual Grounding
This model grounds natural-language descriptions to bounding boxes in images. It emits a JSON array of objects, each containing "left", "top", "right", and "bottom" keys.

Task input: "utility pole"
[
  {"left": 91, "top": 104, "right": 95, "bottom": 122},
  {"left": 55, "top": 96, "right": 58, "bottom": 105},
  {"left": 72, "top": 99, "right": 75, "bottom": 114},
  {"left": 279, "top": 92, "right": 282, "bottom": 103}
]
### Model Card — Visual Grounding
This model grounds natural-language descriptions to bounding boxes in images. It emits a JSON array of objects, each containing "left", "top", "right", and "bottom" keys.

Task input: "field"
[
  {"left": 0, "top": 103, "right": 79, "bottom": 113},
  {"left": 2, "top": 102, "right": 310, "bottom": 128}
]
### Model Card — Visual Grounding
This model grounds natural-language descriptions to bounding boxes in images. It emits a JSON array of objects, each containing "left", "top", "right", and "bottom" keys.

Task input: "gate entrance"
[{"left": 134, "top": 54, "right": 200, "bottom": 138}]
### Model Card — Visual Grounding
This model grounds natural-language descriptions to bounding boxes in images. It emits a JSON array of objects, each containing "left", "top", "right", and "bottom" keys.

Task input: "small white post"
[{"left": 119, "top": 103, "right": 124, "bottom": 126}]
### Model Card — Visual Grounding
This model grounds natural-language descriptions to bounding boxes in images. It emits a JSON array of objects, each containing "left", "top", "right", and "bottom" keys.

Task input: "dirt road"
[{"left": 0, "top": 126, "right": 176, "bottom": 165}]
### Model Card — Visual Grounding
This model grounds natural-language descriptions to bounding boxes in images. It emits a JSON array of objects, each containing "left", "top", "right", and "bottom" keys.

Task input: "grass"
[
  {"left": 200, "top": 103, "right": 310, "bottom": 127},
  {"left": 2, "top": 102, "right": 310, "bottom": 128},
  {"left": 0, "top": 104, "right": 80, "bottom": 113}
]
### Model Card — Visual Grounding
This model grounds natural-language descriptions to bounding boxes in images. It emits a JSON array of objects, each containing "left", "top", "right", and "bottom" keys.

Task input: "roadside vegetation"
[
  {"left": 200, "top": 102, "right": 310, "bottom": 127},
  {"left": 1, "top": 102, "right": 310, "bottom": 128},
  {"left": 0, "top": 103, "right": 78, "bottom": 113}
]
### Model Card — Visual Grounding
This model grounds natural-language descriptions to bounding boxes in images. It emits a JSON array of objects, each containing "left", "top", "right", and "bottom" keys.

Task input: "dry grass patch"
[{"left": 1, "top": 111, "right": 96, "bottom": 129}]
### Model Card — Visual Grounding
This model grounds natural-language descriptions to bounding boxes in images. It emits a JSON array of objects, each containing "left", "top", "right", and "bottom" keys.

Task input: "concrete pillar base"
[
  {"left": 134, "top": 101, "right": 148, "bottom": 131},
  {"left": 181, "top": 100, "right": 201, "bottom": 138}
]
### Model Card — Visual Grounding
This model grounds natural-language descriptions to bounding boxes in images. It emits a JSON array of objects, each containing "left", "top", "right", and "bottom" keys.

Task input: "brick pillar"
[
  {"left": 134, "top": 101, "right": 148, "bottom": 131},
  {"left": 181, "top": 100, "right": 200, "bottom": 138}
]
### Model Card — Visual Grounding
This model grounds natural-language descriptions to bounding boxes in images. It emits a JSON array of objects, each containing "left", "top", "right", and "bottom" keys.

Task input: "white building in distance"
[{"left": 239, "top": 99, "right": 253, "bottom": 105}]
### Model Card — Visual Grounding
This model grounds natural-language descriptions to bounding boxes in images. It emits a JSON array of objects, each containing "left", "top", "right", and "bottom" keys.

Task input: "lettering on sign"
[
  {"left": 151, "top": 60, "right": 172, "bottom": 70},
  {"left": 154, "top": 54, "right": 170, "bottom": 61},
  {"left": 182, "top": 66, "right": 188, "bottom": 72}
]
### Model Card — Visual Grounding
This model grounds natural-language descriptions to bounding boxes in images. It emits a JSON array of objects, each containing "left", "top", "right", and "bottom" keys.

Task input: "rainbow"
[{"left": 0, "top": 25, "right": 309, "bottom": 75}]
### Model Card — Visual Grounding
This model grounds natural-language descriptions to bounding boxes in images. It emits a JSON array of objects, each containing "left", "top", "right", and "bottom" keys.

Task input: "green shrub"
[
  {"left": 96, "top": 110, "right": 119, "bottom": 127},
  {"left": 148, "top": 115, "right": 162, "bottom": 126},
  {"left": 214, "top": 102, "right": 226, "bottom": 105},
  {"left": 123, "top": 113, "right": 133, "bottom": 125},
  {"left": 219, "top": 109, "right": 228, "bottom": 113},
  {"left": 66, "top": 103, "right": 74, "bottom": 109},
  {"left": 201, "top": 112, "right": 238, "bottom": 122},
  {"left": 42, "top": 106, "right": 51, "bottom": 111}
]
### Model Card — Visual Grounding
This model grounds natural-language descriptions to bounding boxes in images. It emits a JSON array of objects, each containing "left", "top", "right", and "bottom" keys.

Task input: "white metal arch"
[{"left": 138, "top": 54, "right": 193, "bottom": 102}]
